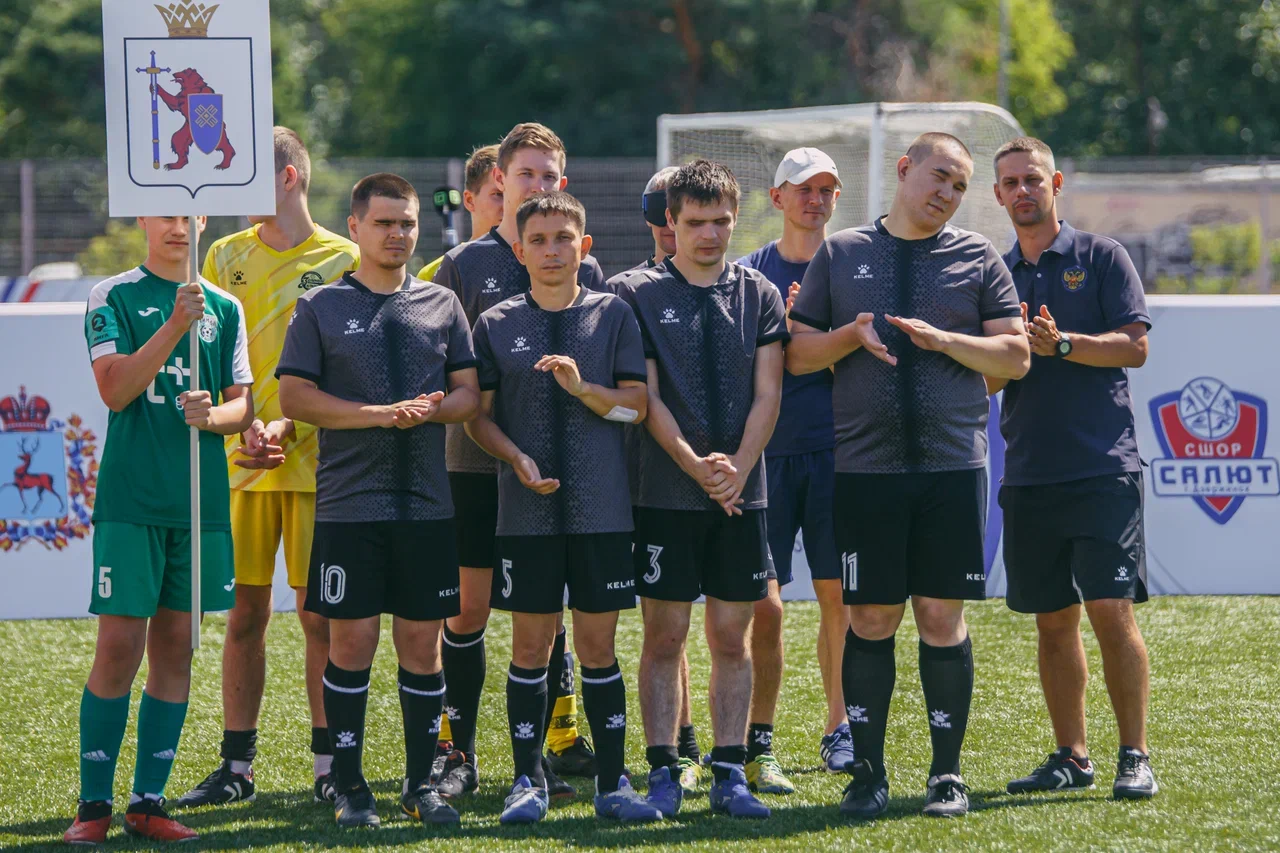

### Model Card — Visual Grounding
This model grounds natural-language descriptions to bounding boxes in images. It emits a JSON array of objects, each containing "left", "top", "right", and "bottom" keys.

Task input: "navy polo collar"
[{"left": 1008, "top": 220, "right": 1076, "bottom": 267}]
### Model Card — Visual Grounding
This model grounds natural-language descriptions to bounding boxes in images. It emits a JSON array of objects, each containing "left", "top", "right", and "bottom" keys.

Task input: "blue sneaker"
[
  {"left": 499, "top": 775, "right": 549, "bottom": 825},
  {"left": 820, "top": 723, "right": 855, "bottom": 773},
  {"left": 595, "top": 776, "right": 663, "bottom": 822},
  {"left": 644, "top": 766, "right": 683, "bottom": 818},
  {"left": 709, "top": 766, "right": 771, "bottom": 819}
]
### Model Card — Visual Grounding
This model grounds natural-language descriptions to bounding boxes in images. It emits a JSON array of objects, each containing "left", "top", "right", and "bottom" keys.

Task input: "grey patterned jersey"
[
  {"left": 276, "top": 272, "right": 477, "bottom": 522},
  {"left": 617, "top": 260, "right": 789, "bottom": 512},
  {"left": 790, "top": 219, "right": 1021, "bottom": 474},
  {"left": 473, "top": 289, "right": 647, "bottom": 536},
  {"left": 605, "top": 256, "right": 661, "bottom": 501},
  {"left": 433, "top": 227, "right": 607, "bottom": 474}
]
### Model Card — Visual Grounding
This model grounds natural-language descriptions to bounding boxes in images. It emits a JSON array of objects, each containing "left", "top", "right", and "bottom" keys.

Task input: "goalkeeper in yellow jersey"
[{"left": 176, "top": 127, "right": 359, "bottom": 808}]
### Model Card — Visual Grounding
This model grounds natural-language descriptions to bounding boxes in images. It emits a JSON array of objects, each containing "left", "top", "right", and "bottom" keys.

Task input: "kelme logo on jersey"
[
  {"left": 298, "top": 271, "right": 325, "bottom": 290},
  {"left": 1149, "top": 376, "right": 1279, "bottom": 525},
  {"left": 853, "top": 264, "right": 873, "bottom": 279},
  {"left": 660, "top": 308, "right": 679, "bottom": 324},
  {"left": 198, "top": 314, "right": 218, "bottom": 342},
  {"left": 511, "top": 336, "right": 531, "bottom": 354},
  {"left": 0, "top": 386, "right": 97, "bottom": 552},
  {"left": 482, "top": 276, "right": 500, "bottom": 294},
  {"left": 344, "top": 318, "right": 366, "bottom": 335}
]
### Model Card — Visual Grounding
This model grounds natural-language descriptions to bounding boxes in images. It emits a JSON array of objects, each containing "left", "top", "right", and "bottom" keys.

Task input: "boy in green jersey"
[{"left": 64, "top": 215, "right": 255, "bottom": 845}]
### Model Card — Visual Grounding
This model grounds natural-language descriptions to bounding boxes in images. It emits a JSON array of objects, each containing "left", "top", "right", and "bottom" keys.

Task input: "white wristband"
[{"left": 604, "top": 405, "right": 639, "bottom": 423}]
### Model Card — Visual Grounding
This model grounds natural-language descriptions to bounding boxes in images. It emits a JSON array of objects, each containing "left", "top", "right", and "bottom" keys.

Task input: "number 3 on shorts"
[
  {"left": 841, "top": 552, "right": 858, "bottom": 592},
  {"left": 98, "top": 566, "right": 112, "bottom": 598}
]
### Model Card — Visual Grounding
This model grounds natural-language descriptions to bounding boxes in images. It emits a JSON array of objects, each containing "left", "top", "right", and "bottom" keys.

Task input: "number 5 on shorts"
[
  {"left": 501, "top": 559, "right": 513, "bottom": 598},
  {"left": 841, "top": 552, "right": 858, "bottom": 592},
  {"left": 98, "top": 566, "right": 112, "bottom": 598}
]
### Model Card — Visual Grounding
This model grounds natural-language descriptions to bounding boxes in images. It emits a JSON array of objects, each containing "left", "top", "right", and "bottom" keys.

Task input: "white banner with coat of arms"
[
  {"left": 0, "top": 298, "right": 1277, "bottom": 619},
  {"left": 102, "top": 0, "right": 275, "bottom": 217}
]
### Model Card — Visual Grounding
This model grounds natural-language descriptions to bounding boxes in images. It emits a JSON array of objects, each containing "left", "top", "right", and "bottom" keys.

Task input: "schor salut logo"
[{"left": 1149, "top": 376, "right": 1278, "bottom": 524}]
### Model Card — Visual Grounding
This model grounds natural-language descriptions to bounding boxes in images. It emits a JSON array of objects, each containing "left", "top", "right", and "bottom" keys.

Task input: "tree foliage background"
[{"left": 1, "top": 0, "right": 1278, "bottom": 160}]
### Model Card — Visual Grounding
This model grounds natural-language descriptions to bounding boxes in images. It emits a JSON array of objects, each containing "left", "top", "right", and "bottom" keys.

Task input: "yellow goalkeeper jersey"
[{"left": 202, "top": 223, "right": 358, "bottom": 492}]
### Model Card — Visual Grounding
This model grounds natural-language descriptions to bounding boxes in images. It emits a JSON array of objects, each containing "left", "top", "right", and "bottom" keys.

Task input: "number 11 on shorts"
[{"left": 842, "top": 552, "right": 858, "bottom": 592}]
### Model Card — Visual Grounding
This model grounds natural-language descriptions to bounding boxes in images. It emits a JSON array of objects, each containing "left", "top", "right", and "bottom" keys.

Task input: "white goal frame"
[{"left": 658, "top": 101, "right": 1026, "bottom": 233}]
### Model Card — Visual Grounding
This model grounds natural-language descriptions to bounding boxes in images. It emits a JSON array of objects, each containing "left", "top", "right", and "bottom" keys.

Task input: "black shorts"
[
  {"left": 632, "top": 508, "right": 770, "bottom": 603},
  {"left": 1001, "top": 472, "right": 1148, "bottom": 614},
  {"left": 305, "top": 520, "right": 461, "bottom": 621},
  {"left": 765, "top": 450, "right": 840, "bottom": 585},
  {"left": 834, "top": 470, "right": 988, "bottom": 605},
  {"left": 492, "top": 532, "right": 636, "bottom": 614},
  {"left": 449, "top": 472, "right": 497, "bottom": 570}
]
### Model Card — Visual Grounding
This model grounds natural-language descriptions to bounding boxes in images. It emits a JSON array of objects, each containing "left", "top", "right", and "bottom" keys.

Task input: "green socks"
[
  {"left": 131, "top": 692, "right": 188, "bottom": 797},
  {"left": 79, "top": 688, "right": 131, "bottom": 803}
]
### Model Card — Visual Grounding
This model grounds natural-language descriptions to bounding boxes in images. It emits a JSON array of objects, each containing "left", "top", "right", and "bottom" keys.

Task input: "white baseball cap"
[{"left": 774, "top": 147, "right": 841, "bottom": 189}]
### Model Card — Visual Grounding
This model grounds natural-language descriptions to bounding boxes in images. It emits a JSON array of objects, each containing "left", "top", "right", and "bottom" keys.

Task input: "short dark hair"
[
  {"left": 906, "top": 132, "right": 973, "bottom": 164},
  {"left": 993, "top": 136, "right": 1057, "bottom": 174},
  {"left": 497, "top": 122, "right": 567, "bottom": 173},
  {"left": 464, "top": 144, "right": 500, "bottom": 194},
  {"left": 273, "top": 126, "right": 311, "bottom": 193},
  {"left": 515, "top": 191, "right": 586, "bottom": 238},
  {"left": 350, "top": 172, "right": 418, "bottom": 219},
  {"left": 666, "top": 159, "right": 740, "bottom": 221}
]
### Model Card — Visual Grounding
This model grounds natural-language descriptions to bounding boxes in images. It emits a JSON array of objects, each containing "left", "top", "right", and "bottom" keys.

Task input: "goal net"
[{"left": 657, "top": 102, "right": 1025, "bottom": 259}]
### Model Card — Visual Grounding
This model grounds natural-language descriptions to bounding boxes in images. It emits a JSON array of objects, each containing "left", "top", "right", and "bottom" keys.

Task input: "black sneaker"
[
  {"left": 547, "top": 736, "right": 597, "bottom": 778},
  {"left": 542, "top": 756, "right": 577, "bottom": 802},
  {"left": 430, "top": 740, "right": 454, "bottom": 783},
  {"left": 334, "top": 782, "right": 380, "bottom": 829},
  {"left": 922, "top": 773, "right": 969, "bottom": 817},
  {"left": 1008, "top": 747, "right": 1096, "bottom": 794},
  {"left": 173, "top": 760, "right": 255, "bottom": 808},
  {"left": 436, "top": 750, "right": 479, "bottom": 799},
  {"left": 314, "top": 773, "right": 337, "bottom": 803},
  {"left": 1113, "top": 747, "right": 1158, "bottom": 800},
  {"left": 401, "top": 779, "right": 460, "bottom": 825},
  {"left": 838, "top": 759, "right": 889, "bottom": 819}
]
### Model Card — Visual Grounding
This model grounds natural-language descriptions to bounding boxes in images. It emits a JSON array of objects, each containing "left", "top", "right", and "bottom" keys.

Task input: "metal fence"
[
  {"left": 1058, "top": 157, "right": 1276, "bottom": 294},
  {"left": 2, "top": 156, "right": 1276, "bottom": 293},
  {"left": 0, "top": 157, "right": 657, "bottom": 281}
]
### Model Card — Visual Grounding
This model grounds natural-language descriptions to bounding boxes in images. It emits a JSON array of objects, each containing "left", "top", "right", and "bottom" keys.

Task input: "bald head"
[{"left": 906, "top": 132, "right": 973, "bottom": 167}]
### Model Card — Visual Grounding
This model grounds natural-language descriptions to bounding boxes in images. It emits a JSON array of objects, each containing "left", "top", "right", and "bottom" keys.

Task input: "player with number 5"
[
  {"left": 465, "top": 192, "right": 656, "bottom": 825},
  {"left": 66, "top": 214, "right": 255, "bottom": 845}
]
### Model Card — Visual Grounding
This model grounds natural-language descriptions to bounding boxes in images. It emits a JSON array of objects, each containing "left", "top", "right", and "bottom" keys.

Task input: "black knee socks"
[
  {"left": 841, "top": 629, "right": 896, "bottom": 779},
  {"left": 919, "top": 635, "right": 974, "bottom": 778}
]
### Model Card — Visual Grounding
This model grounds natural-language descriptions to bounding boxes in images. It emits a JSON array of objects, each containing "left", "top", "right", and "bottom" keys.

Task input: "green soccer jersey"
[{"left": 85, "top": 265, "right": 253, "bottom": 530}]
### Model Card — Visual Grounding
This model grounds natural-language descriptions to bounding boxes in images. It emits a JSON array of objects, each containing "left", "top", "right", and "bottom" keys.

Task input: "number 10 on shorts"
[{"left": 841, "top": 552, "right": 858, "bottom": 592}]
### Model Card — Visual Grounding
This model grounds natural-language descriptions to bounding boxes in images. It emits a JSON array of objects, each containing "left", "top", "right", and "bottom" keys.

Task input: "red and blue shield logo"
[
  {"left": 1149, "top": 377, "right": 1279, "bottom": 524},
  {"left": 187, "top": 93, "right": 224, "bottom": 155}
]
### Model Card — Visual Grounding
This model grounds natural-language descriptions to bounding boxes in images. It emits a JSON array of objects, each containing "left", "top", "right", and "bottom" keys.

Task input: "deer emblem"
[{"left": 2, "top": 437, "right": 65, "bottom": 515}]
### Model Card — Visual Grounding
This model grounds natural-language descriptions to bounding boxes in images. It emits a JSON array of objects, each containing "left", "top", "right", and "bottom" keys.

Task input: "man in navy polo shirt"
[
  {"left": 989, "top": 136, "right": 1157, "bottom": 800},
  {"left": 736, "top": 147, "right": 851, "bottom": 787}
]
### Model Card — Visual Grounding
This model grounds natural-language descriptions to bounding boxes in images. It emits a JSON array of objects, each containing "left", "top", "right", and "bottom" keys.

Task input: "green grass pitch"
[{"left": 1, "top": 597, "right": 1277, "bottom": 851}]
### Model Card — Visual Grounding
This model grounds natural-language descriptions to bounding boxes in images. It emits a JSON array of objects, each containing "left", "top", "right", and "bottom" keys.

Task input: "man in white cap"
[{"left": 735, "top": 148, "right": 847, "bottom": 794}]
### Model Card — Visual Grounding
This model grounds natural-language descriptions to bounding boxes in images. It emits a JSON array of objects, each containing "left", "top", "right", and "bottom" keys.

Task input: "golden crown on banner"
[{"left": 153, "top": 2, "right": 219, "bottom": 38}]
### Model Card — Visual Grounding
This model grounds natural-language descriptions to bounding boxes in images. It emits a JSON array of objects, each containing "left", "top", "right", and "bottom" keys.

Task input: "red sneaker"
[
  {"left": 63, "top": 800, "right": 112, "bottom": 845},
  {"left": 123, "top": 797, "right": 198, "bottom": 842}
]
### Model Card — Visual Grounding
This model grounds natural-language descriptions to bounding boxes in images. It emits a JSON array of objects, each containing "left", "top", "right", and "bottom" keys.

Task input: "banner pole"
[{"left": 189, "top": 211, "right": 201, "bottom": 650}]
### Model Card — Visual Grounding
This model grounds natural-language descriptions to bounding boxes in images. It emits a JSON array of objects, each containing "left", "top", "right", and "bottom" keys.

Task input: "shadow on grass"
[{"left": 0, "top": 781, "right": 1111, "bottom": 851}]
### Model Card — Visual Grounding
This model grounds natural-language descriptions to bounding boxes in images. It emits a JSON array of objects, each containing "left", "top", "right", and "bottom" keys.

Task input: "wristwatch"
[{"left": 1054, "top": 334, "right": 1073, "bottom": 358}]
